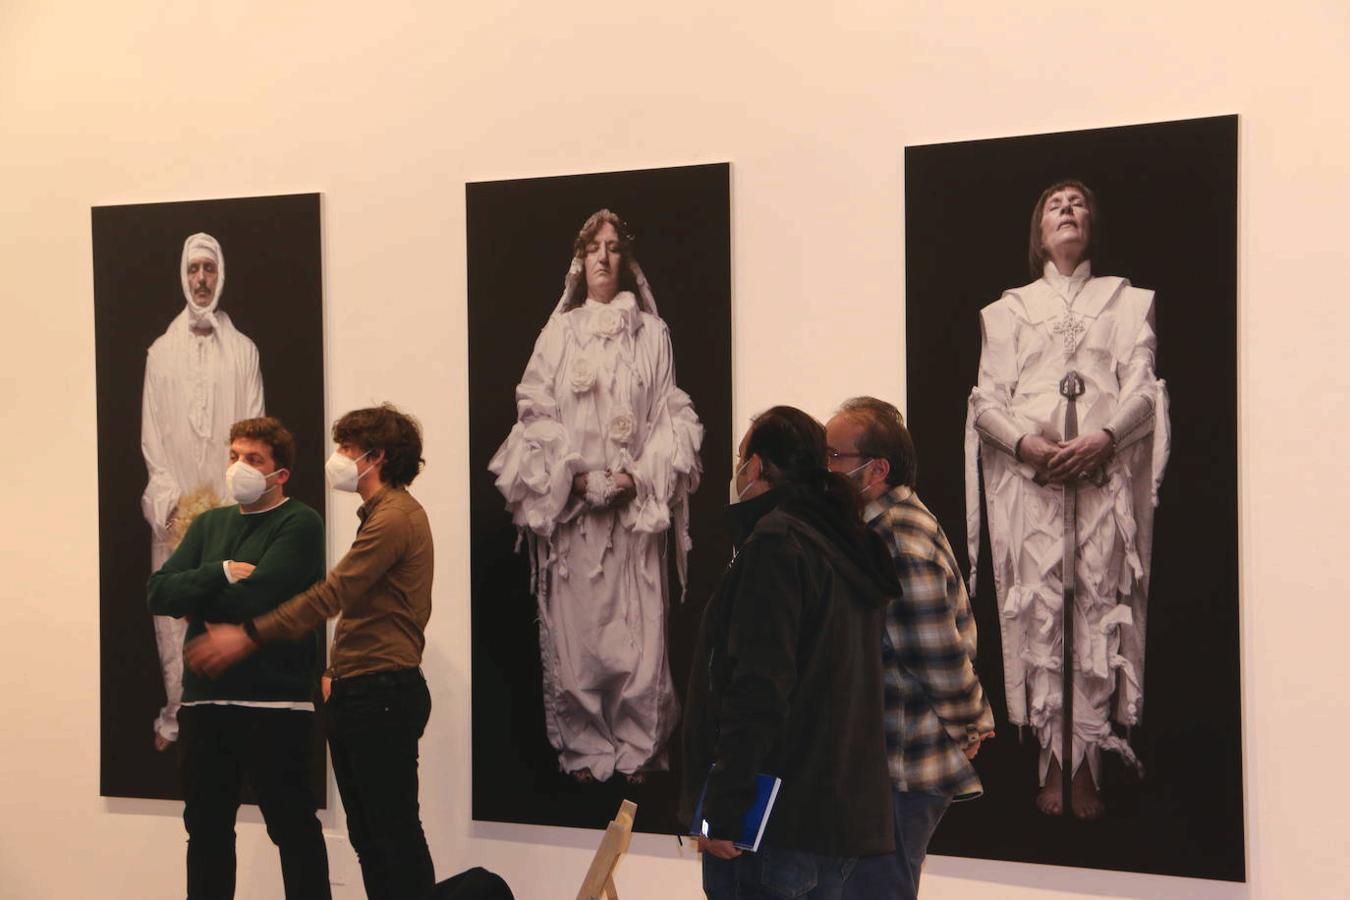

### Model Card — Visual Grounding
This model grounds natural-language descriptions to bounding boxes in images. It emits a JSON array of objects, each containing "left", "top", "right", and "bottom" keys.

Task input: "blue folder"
[{"left": 691, "top": 771, "right": 782, "bottom": 852}]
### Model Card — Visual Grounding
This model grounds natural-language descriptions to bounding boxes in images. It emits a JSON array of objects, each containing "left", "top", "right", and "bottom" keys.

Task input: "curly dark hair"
[
  {"left": 229, "top": 417, "right": 295, "bottom": 472},
  {"left": 1028, "top": 179, "right": 1100, "bottom": 278},
  {"left": 331, "top": 403, "right": 425, "bottom": 488}
]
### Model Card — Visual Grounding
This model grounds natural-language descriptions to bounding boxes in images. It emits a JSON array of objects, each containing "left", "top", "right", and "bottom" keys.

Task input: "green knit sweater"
[{"left": 147, "top": 498, "right": 325, "bottom": 703}]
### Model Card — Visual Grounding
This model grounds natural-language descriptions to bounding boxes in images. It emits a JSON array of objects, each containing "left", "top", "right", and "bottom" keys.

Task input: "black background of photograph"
[
  {"left": 904, "top": 116, "right": 1241, "bottom": 881},
  {"left": 93, "top": 193, "right": 327, "bottom": 803},
  {"left": 467, "top": 164, "right": 732, "bottom": 834}
]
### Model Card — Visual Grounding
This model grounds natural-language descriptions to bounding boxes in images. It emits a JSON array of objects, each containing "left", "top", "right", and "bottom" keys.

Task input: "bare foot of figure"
[
  {"left": 153, "top": 733, "right": 173, "bottom": 752},
  {"left": 1070, "top": 762, "right": 1104, "bottom": 821},
  {"left": 1036, "top": 758, "right": 1105, "bottom": 820},
  {"left": 1036, "top": 758, "right": 1064, "bottom": 816},
  {"left": 570, "top": 767, "right": 596, "bottom": 784}
]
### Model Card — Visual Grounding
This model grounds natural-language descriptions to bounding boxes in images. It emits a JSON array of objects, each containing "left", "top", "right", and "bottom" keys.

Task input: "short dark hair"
[
  {"left": 835, "top": 397, "right": 917, "bottom": 488},
  {"left": 229, "top": 417, "right": 295, "bottom": 471},
  {"left": 745, "top": 405, "right": 863, "bottom": 529},
  {"left": 746, "top": 406, "right": 828, "bottom": 488},
  {"left": 332, "top": 403, "right": 425, "bottom": 488},
  {"left": 1028, "top": 179, "right": 1100, "bottom": 278}
]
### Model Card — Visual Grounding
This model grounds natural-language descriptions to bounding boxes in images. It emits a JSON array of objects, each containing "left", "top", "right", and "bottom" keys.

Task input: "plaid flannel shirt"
[{"left": 867, "top": 485, "right": 994, "bottom": 799}]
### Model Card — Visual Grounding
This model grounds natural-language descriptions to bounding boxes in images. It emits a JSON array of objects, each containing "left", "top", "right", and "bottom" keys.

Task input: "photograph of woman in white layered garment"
[
  {"left": 967, "top": 180, "right": 1170, "bottom": 821},
  {"left": 489, "top": 209, "right": 703, "bottom": 784}
]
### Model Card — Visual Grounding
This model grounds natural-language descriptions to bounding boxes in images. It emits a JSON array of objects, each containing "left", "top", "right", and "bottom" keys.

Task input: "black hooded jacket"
[{"left": 681, "top": 485, "right": 900, "bottom": 857}]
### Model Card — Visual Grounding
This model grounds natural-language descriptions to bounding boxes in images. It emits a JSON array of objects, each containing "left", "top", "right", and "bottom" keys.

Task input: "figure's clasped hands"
[
  {"left": 610, "top": 472, "right": 636, "bottom": 503},
  {"left": 1043, "top": 430, "right": 1113, "bottom": 483},
  {"left": 1022, "top": 431, "right": 1112, "bottom": 484},
  {"left": 570, "top": 470, "right": 637, "bottom": 508}
]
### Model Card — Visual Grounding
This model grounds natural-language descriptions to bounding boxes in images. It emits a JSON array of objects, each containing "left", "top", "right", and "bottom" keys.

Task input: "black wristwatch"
[{"left": 243, "top": 619, "right": 261, "bottom": 646}]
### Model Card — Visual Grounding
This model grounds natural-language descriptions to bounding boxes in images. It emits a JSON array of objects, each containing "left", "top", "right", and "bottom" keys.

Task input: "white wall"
[{"left": 2, "top": 1, "right": 1348, "bottom": 897}]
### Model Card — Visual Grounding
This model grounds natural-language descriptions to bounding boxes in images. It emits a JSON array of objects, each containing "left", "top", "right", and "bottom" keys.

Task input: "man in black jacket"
[{"left": 683, "top": 406, "right": 899, "bottom": 899}]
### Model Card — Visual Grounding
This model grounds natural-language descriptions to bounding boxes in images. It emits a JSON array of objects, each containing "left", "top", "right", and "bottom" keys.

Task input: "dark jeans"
[
  {"left": 703, "top": 844, "right": 856, "bottom": 899},
  {"left": 179, "top": 704, "right": 330, "bottom": 900},
  {"left": 327, "top": 667, "right": 434, "bottom": 900},
  {"left": 842, "top": 788, "right": 950, "bottom": 900}
]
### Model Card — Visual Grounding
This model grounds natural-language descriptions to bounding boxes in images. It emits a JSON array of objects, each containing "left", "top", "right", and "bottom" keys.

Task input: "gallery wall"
[{"left": 2, "top": 1, "right": 1348, "bottom": 897}]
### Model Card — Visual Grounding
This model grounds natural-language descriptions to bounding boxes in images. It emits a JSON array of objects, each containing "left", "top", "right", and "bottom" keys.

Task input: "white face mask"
[
  {"left": 843, "top": 458, "right": 872, "bottom": 485},
  {"left": 226, "top": 460, "right": 283, "bottom": 505},
  {"left": 325, "top": 449, "right": 372, "bottom": 493},
  {"left": 729, "top": 459, "right": 756, "bottom": 505}
]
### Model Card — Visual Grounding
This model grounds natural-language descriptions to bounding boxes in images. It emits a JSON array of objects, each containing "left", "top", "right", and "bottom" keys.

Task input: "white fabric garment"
[
  {"left": 141, "top": 233, "right": 265, "bottom": 742},
  {"left": 965, "top": 262, "right": 1170, "bottom": 785},
  {"left": 489, "top": 290, "right": 702, "bottom": 780}
]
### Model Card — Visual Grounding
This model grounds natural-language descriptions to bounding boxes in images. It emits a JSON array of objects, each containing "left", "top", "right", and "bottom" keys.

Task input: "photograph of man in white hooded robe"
[
  {"left": 142, "top": 232, "right": 265, "bottom": 750},
  {"left": 95, "top": 192, "right": 325, "bottom": 802}
]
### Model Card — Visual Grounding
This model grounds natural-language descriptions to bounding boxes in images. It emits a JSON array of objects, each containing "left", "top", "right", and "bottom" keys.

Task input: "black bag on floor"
[{"left": 432, "top": 866, "right": 515, "bottom": 900}]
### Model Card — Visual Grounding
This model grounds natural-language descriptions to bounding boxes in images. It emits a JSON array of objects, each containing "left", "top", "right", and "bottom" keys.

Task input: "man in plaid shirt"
[{"left": 828, "top": 396, "right": 995, "bottom": 900}]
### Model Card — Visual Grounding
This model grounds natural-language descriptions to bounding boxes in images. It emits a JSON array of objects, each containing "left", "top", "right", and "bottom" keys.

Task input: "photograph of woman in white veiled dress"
[
  {"left": 467, "top": 163, "right": 731, "bottom": 834},
  {"left": 489, "top": 209, "right": 703, "bottom": 785}
]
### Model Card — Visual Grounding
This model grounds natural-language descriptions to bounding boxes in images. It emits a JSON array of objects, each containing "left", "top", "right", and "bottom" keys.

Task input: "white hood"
[{"left": 180, "top": 232, "right": 226, "bottom": 331}]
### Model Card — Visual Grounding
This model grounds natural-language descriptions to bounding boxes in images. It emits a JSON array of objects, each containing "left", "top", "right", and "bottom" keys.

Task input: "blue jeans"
[
  {"left": 842, "top": 788, "right": 950, "bottom": 900},
  {"left": 703, "top": 844, "right": 856, "bottom": 899}
]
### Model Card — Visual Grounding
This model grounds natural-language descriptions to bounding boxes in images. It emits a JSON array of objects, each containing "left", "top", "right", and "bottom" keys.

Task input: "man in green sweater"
[{"left": 148, "top": 416, "right": 330, "bottom": 900}]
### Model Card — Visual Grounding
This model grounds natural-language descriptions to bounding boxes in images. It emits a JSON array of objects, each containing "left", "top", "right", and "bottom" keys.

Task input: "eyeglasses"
[{"left": 826, "top": 448, "right": 870, "bottom": 461}]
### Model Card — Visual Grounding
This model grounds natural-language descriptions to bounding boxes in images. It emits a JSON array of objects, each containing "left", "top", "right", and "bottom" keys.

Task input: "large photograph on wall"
[
  {"left": 94, "top": 193, "right": 327, "bottom": 802},
  {"left": 468, "top": 163, "right": 732, "bottom": 834},
  {"left": 905, "top": 115, "right": 1241, "bottom": 880}
]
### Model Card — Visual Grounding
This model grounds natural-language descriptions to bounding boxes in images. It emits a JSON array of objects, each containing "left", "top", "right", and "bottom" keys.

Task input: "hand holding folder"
[{"left": 691, "top": 771, "right": 782, "bottom": 853}]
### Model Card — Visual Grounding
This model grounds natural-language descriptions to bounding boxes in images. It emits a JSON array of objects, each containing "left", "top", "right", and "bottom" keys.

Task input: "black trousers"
[
  {"left": 327, "top": 667, "right": 435, "bottom": 900},
  {"left": 179, "top": 704, "right": 331, "bottom": 900}
]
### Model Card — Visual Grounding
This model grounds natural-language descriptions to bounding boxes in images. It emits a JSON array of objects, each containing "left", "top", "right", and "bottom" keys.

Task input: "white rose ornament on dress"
[
  {"left": 608, "top": 408, "right": 636, "bottom": 445},
  {"left": 569, "top": 356, "right": 598, "bottom": 394},
  {"left": 594, "top": 306, "right": 625, "bottom": 338}
]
